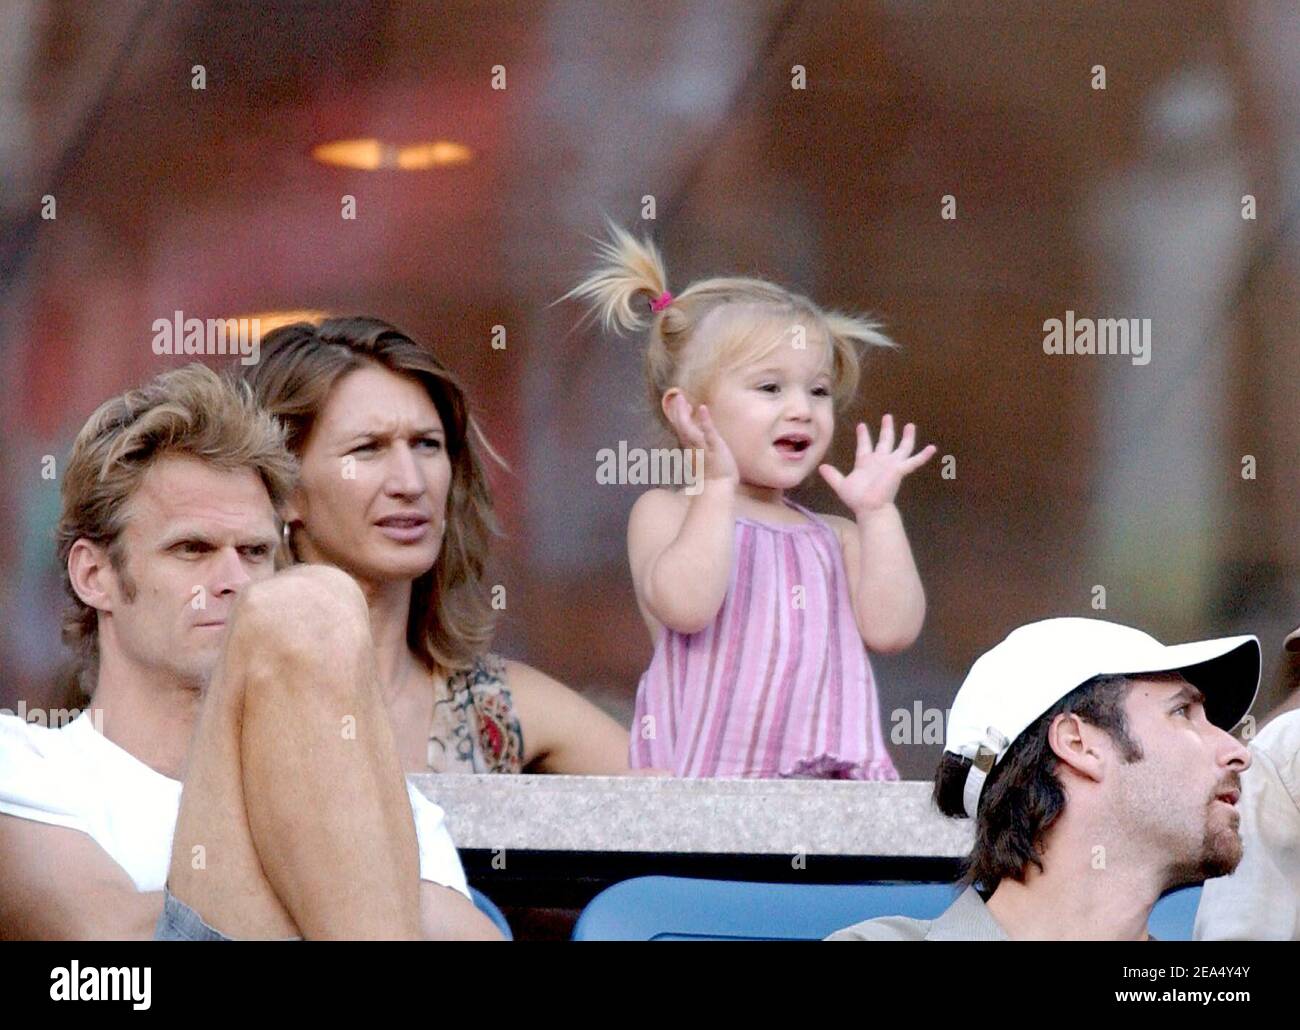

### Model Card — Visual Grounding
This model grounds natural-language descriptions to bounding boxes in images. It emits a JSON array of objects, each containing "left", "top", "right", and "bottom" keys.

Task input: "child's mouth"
[{"left": 774, "top": 435, "right": 812, "bottom": 457}]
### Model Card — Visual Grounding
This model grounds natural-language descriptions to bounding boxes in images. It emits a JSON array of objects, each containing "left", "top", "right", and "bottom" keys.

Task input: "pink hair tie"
[{"left": 650, "top": 290, "right": 674, "bottom": 313}]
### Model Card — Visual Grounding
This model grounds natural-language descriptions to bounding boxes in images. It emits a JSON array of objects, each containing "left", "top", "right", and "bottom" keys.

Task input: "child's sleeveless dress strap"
[{"left": 631, "top": 499, "right": 898, "bottom": 779}]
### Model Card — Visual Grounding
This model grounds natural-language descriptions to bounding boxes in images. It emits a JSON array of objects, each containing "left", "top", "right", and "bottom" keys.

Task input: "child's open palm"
[
  {"left": 667, "top": 394, "right": 739, "bottom": 484},
  {"left": 819, "top": 414, "right": 936, "bottom": 515}
]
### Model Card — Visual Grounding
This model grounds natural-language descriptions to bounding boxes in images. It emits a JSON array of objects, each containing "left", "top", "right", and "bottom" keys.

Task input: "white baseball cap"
[{"left": 945, "top": 617, "right": 1260, "bottom": 819}]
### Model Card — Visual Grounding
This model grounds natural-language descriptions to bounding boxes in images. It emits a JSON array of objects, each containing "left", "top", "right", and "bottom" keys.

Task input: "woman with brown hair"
[{"left": 242, "top": 316, "right": 633, "bottom": 775}]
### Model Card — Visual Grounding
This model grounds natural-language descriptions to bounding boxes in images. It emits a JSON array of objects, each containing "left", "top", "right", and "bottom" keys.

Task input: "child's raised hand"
[
  {"left": 666, "top": 394, "right": 738, "bottom": 484},
  {"left": 818, "top": 414, "right": 935, "bottom": 515}
]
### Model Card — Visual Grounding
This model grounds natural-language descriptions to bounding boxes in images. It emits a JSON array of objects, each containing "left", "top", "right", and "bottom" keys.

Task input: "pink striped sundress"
[{"left": 630, "top": 498, "right": 899, "bottom": 779}]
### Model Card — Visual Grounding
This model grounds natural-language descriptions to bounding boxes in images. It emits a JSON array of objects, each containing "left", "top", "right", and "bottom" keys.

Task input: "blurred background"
[{"left": 1, "top": 0, "right": 1297, "bottom": 778}]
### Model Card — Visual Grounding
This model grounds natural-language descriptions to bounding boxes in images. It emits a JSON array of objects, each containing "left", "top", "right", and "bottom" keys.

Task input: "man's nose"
[
  {"left": 210, "top": 547, "right": 252, "bottom": 596},
  {"left": 1214, "top": 724, "right": 1252, "bottom": 773}
]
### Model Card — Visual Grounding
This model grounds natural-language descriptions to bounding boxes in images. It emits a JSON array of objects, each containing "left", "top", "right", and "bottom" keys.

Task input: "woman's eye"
[
  {"left": 349, "top": 441, "right": 378, "bottom": 455},
  {"left": 241, "top": 546, "right": 271, "bottom": 561},
  {"left": 415, "top": 437, "right": 443, "bottom": 451},
  {"left": 1173, "top": 704, "right": 1190, "bottom": 717}
]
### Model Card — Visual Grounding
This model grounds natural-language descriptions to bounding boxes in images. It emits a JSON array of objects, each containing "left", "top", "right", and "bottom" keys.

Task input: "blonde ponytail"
[
  {"left": 564, "top": 222, "right": 897, "bottom": 432},
  {"left": 823, "top": 312, "right": 897, "bottom": 356},
  {"left": 559, "top": 220, "right": 670, "bottom": 334}
]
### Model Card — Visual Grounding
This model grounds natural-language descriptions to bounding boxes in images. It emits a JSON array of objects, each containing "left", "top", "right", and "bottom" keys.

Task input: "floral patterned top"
[{"left": 426, "top": 652, "right": 525, "bottom": 773}]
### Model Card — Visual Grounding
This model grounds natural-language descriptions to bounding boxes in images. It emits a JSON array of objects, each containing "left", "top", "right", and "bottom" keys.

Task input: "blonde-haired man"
[{"left": 0, "top": 364, "right": 497, "bottom": 939}]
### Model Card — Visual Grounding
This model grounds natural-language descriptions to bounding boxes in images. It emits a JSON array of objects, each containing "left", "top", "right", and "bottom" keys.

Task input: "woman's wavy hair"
[
  {"left": 560, "top": 220, "right": 896, "bottom": 433},
  {"left": 242, "top": 316, "right": 503, "bottom": 675}
]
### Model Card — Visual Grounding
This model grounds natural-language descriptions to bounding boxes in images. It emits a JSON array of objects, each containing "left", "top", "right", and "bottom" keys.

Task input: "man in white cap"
[
  {"left": 828, "top": 617, "right": 1258, "bottom": 941},
  {"left": 1195, "top": 627, "right": 1300, "bottom": 939}
]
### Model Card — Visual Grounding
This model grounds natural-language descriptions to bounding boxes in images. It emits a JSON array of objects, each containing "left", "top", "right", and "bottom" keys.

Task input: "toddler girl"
[{"left": 567, "top": 224, "right": 934, "bottom": 779}]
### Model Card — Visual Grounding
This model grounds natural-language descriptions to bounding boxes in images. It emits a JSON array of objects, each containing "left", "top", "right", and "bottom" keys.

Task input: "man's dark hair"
[{"left": 934, "top": 674, "right": 1144, "bottom": 891}]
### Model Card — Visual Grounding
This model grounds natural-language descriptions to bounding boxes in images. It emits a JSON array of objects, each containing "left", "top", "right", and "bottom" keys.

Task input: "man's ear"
[
  {"left": 1046, "top": 711, "right": 1106, "bottom": 785},
  {"left": 67, "top": 539, "right": 119, "bottom": 614}
]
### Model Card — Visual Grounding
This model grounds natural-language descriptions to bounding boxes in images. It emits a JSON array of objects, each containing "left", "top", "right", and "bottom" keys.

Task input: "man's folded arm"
[
  {"left": 419, "top": 880, "right": 502, "bottom": 941},
  {"left": 0, "top": 814, "right": 162, "bottom": 940}
]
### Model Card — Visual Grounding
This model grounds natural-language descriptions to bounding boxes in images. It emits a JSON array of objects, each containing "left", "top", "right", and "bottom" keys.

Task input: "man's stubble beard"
[
  {"left": 1163, "top": 804, "right": 1243, "bottom": 890},
  {"left": 1115, "top": 757, "right": 1242, "bottom": 892}
]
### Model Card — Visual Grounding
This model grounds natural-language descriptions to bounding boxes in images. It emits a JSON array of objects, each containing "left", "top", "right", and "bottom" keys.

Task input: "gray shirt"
[{"left": 825, "top": 886, "right": 1009, "bottom": 941}]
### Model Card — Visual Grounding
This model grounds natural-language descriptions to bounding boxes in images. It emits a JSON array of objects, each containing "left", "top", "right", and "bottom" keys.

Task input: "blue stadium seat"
[
  {"left": 572, "top": 876, "right": 1205, "bottom": 941},
  {"left": 470, "top": 886, "right": 512, "bottom": 940},
  {"left": 1147, "top": 884, "right": 1201, "bottom": 942},
  {"left": 571, "top": 876, "right": 958, "bottom": 941}
]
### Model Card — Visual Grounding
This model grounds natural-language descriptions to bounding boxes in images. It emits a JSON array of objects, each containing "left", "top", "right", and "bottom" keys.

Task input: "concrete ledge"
[{"left": 410, "top": 774, "right": 973, "bottom": 857}]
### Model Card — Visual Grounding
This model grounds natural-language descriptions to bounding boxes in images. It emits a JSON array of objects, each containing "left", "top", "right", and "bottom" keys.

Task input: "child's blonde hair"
[{"left": 563, "top": 221, "right": 895, "bottom": 431}]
